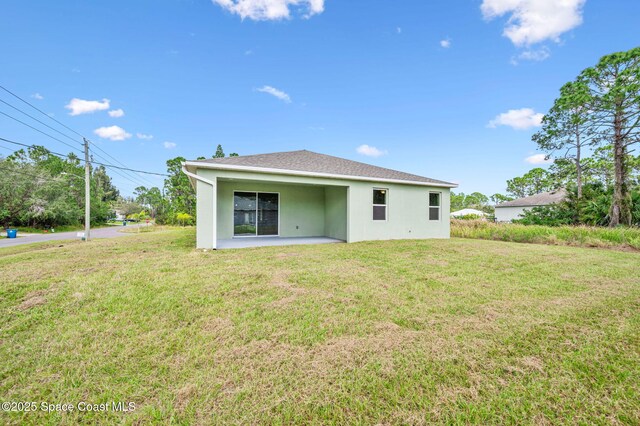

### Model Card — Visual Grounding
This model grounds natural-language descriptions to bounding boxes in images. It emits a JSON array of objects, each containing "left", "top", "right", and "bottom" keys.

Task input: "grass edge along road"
[{"left": 1, "top": 228, "right": 638, "bottom": 424}]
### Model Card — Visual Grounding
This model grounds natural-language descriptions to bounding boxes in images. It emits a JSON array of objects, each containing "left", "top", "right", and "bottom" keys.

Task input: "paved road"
[{"left": 0, "top": 224, "right": 149, "bottom": 249}]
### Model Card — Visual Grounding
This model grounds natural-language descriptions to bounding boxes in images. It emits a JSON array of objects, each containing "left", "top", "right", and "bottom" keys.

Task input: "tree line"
[
  {"left": 1, "top": 146, "right": 119, "bottom": 228},
  {"left": 454, "top": 47, "right": 640, "bottom": 227},
  {"left": 0, "top": 144, "right": 235, "bottom": 229}
]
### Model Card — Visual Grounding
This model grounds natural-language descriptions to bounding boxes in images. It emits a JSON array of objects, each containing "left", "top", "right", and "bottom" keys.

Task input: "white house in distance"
[
  {"left": 450, "top": 208, "right": 487, "bottom": 218},
  {"left": 494, "top": 189, "right": 567, "bottom": 222}
]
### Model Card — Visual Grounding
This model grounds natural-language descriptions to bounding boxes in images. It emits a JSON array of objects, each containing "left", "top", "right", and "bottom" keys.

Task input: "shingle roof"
[
  {"left": 495, "top": 189, "right": 567, "bottom": 208},
  {"left": 187, "top": 150, "right": 456, "bottom": 186}
]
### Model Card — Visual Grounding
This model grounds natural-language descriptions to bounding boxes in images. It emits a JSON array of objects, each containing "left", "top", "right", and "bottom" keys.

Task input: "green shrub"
[
  {"left": 175, "top": 212, "right": 194, "bottom": 226},
  {"left": 455, "top": 214, "right": 485, "bottom": 220}
]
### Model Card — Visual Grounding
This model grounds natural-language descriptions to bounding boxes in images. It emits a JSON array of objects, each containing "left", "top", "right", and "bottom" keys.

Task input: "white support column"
[
  {"left": 182, "top": 165, "right": 217, "bottom": 249},
  {"left": 195, "top": 177, "right": 216, "bottom": 249}
]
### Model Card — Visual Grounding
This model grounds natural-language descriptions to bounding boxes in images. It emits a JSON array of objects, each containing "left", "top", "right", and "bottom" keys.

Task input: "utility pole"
[{"left": 83, "top": 138, "right": 91, "bottom": 241}]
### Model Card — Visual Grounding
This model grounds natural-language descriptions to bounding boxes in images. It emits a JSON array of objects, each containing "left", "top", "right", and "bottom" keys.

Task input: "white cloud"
[
  {"left": 356, "top": 144, "right": 387, "bottom": 157},
  {"left": 397, "top": 27, "right": 402, "bottom": 34},
  {"left": 137, "top": 133, "right": 154, "bottom": 140},
  {"left": 31, "top": 93, "right": 44, "bottom": 100},
  {"left": 517, "top": 46, "right": 550, "bottom": 61},
  {"left": 256, "top": 85, "right": 291, "bottom": 103},
  {"left": 440, "top": 38, "right": 451, "bottom": 48},
  {"left": 94, "top": 125, "right": 132, "bottom": 141},
  {"left": 108, "top": 109, "right": 125, "bottom": 118},
  {"left": 212, "top": 0, "right": 324, "bottom": 21},
  {"left": 525, "top": 154, "right": 552, "bottom": 164},
  {"left": 488, "top": 108, "right": 544, "bottom": 130},
  {"left": 511, "top": 46, "right": 551, "bottom": 64},
  {"left": 481, "top": 0, "right": 585, "bottom": 47},
  {"left": 66, "top": 98, "right": 110, "bottom": 116},
  {"left": 163, "top": 141, "right": 177, "bottom": 149}
]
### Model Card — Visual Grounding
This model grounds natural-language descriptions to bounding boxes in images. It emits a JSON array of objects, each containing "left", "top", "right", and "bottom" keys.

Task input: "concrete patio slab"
[{"left": 216, "top": 237, "right": 344, "bottom": 249}]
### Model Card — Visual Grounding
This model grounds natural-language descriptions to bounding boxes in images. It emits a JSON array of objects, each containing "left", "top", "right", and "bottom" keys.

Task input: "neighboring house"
[
  {"left": 182, "top": 150, "right": 457, "bottom": 249},
  {"left": 494, "top": 189, "right": 567, "bottom": 222},
  {"left": 450, "top": 208, "right": 487, "bottom": 218}
]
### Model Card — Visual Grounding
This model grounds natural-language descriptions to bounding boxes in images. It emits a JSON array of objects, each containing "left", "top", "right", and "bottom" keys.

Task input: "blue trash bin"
[{"left": 7, "top": 229, "right": 17, "bottom": 238}]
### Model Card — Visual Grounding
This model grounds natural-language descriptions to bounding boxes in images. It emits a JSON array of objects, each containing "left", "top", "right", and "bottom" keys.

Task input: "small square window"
[{"left": 373, "top": 189, "right": 387, "bottom": 205}]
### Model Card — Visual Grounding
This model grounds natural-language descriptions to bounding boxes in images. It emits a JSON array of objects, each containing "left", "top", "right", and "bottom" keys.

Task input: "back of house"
[{"left": 182, "top": 150, "right": 457, "bottom": 249}]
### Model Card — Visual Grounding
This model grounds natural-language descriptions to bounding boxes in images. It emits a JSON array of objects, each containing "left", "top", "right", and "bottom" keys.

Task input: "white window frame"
[
  {"left": 373, "top": 188, "right": 388, "bottom": 221},
  {"left": 428, "top": 191, "right": 441, "bottom": 221}
]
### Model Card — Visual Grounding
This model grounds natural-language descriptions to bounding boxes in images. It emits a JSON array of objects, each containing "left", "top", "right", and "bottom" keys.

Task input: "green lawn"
[{"left": 1, "top": 229, "right": 639, "bottom": 425}]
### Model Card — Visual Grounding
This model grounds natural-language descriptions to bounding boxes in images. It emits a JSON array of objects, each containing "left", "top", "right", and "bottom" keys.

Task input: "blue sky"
[{"left": 1, "top": 0, "right": 638, "bottom": 196}]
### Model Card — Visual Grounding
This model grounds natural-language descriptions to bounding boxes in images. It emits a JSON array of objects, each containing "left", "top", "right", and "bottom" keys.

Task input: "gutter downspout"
[
  {"left": 182, "top": 164, "right": 216, "bottom": 188},
  {"left": 181, "top": 164, "right": 217, "bottom": 249}
]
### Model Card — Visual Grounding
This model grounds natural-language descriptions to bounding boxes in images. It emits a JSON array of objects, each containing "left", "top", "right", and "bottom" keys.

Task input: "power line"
[
  {"left": 0, "top": 110, "right": 84, "bottom": 154},
  {"left": 0, "top": 98, "right": 83, "bottom": 147},
  {"left": 0, "top": 136, "right": 169, "bottom": 177},
  {"left": 0, "top": 103, "right": 158, "bottom": 185},
  {"left": 0, "top": 139, "right": 157, "bottom": 192},
  {"left": 0, "top": 164, "right": 62, "bottom": 183},
  {"left": 0, "top": 84, "right": 161, "bottom": 188},
  {"left": 0, "top": 84, "right": 85, "bottom": 139},
  {"left": 89, "top": 143, "right": 160, "bottom": 187},
  {"left": 93, "top": 160, "right": 169, "bottom": 177},
  {"left": 0, "top": 136, "right": 69, "bottom": 156}
]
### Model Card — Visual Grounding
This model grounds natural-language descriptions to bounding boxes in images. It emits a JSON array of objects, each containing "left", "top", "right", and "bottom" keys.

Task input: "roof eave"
[{"left": 183, "top": 161, "right": 458, "bottom": 188}]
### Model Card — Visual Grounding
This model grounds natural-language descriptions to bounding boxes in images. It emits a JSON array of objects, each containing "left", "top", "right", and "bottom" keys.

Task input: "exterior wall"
[
  {"left": 216, "top": 180, "right": 326, "bottom": 239},
  {"left": 347, "top": 181, "right": 450, "bottom": 242},
  {"left": 195, "top": 178, "right": 216, "bottom": 249},
  {"left": 194, "top": 168, "right": 451, "bottom": 248},
  {"left": 324, "top": 186, "right": 348, "bottom": 240},
  {"left": 495, "top": 206, "right": 533, "bottom": 222}
]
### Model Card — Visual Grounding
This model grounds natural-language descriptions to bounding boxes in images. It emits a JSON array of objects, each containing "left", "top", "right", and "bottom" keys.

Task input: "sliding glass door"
[{"left": 234, "top": 192, "right": 279, "bottom": 236}]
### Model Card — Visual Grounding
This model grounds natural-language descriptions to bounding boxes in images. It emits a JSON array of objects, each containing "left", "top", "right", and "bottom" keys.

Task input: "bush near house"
[
  {"left": 454, "top": 213, "right": 487, "bottom": 221},
  {"left": 175, "top": 212, "right": 194, "bottom": 226},
  {"left": 451, "top": 219, "right": 640, "bottom": 250}
]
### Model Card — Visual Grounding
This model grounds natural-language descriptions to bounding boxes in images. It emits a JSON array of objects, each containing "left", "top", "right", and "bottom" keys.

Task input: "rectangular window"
[
  {"left": 234, "top": 191, "right": 279, "bottom": 236},
  {"left": 373, "top": 189, "right": 387, "bottom": 220},
  {"left": 429, "top": 192, "right": 441, "bottom": 221}
]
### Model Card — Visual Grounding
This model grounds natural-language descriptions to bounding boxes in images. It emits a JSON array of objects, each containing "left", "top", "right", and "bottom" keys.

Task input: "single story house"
[
  {"left": 450, "top": 208, "right": 487, "bottom": 218},
  {"left": 494, "top": 189, "right": 567, "bottom": 222},
  {"left": 182, "top": 150, "right": 457, "bottom": 249}
]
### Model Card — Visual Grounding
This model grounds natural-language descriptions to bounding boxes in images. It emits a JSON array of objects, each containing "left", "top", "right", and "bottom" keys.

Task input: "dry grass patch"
[
  {"left": 17, "top": 290, "right": 47, "bottom": 311},
  {"left": 0, "top": 230, "right": 638, "bottom": 424}
]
